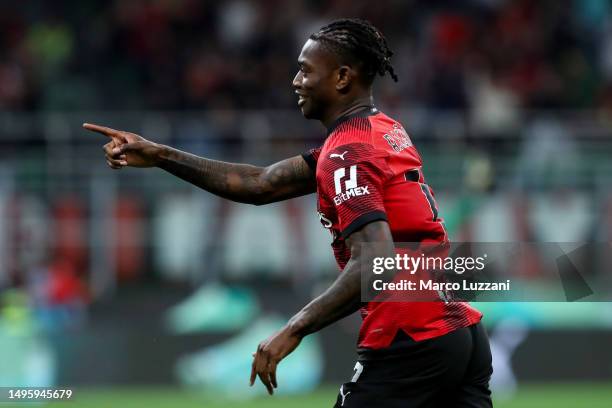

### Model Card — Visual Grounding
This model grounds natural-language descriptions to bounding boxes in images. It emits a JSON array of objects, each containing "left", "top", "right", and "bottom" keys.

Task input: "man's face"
[{"left": 292, "top": 39, "right": 340, "bottom": 120}]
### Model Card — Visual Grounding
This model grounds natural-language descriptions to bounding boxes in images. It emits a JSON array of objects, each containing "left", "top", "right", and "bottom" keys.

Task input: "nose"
[{"left": 292, "top": 71, "right": 302, "bottom": 89}]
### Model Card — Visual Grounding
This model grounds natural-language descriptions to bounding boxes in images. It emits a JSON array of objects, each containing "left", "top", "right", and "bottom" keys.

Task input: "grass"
[{"left": 2, "top": 383, "right": 611, "bottom": 407}]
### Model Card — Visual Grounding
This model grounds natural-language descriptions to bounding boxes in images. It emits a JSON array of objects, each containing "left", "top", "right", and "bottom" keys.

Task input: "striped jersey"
[{"left": 302, "top": 107, "right": 482, "bottom": 349}]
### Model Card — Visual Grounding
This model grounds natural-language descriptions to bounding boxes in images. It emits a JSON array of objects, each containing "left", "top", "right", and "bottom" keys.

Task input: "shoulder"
[
  {"left": 368, "top": 111, "right": 415, "bottom": 154},
  {"left": 326, "top": 110, "right": 413, "bottom": 154}
]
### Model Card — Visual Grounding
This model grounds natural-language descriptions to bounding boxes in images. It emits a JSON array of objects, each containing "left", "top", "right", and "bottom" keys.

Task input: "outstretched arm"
[
  {"left": 158, "top": 147, "right": 315, "bottom": 205},
  {"left": 250, "top": 220, "right": 396, "bottom": 395},
  {"left": 83, "top": 123, "right": 316, "bottom": 205}
]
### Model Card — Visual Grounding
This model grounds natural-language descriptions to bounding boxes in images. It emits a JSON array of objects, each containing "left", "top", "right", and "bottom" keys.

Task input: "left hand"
[{"left": 250, "top": 326, "right": 302, "bottom": 395}]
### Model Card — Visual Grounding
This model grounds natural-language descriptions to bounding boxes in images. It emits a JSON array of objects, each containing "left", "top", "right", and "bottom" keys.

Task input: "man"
[{"left": 85, "top": 19, "right": 492, "bottom": 408}]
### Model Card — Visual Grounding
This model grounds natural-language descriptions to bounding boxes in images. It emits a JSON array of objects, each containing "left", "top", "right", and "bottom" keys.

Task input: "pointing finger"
[{"left": 83, "top": 123, "right": 122, "bottom": 139}]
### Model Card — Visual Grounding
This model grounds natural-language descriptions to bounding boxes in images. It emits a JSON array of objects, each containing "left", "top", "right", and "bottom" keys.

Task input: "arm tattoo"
[
  {"left": 287, "top": 220, "right": 396, "bottom": 337},
  {"left": 157, "top": 146, "right": 316, "bottom": 205}
]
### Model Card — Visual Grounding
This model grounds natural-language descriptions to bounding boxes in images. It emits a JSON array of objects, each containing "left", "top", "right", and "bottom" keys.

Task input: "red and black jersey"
[{"left": 302, "top": 107, "right": 482, "bottom": 349}]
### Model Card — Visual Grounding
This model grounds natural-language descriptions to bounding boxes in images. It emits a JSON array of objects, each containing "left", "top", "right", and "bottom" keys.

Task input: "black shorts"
[{"left": 333, "top": 323, "right": 493, "bottom": 408}]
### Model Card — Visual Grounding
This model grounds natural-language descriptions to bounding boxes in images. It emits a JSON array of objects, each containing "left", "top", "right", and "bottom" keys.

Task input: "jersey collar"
[{"left": 326, "top": 106, "right": 379, "bottom": 135}]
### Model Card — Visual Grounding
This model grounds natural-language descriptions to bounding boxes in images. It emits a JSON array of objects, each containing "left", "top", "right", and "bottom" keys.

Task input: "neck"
[{"left": 321, "top": 94, "right": 374, "bottom": 129}]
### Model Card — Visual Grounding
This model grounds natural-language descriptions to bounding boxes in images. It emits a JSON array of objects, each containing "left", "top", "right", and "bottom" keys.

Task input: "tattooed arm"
[
  {"left": 250, "top": 220, "right": 396, "bottom": 394},
  {"left": 83, "top": 123, "right": 316, "bottom": 205},
  {"left": 287, "top": 220, "right": 395, "bottom": 334},
  {"left": 158, "top": 147, "right": 315, "bottom": 205}
]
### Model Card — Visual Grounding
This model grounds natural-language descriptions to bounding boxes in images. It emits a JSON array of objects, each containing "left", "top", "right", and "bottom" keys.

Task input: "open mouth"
[{"left": 295, "top": 91, "right": 308, "bottom": 107}]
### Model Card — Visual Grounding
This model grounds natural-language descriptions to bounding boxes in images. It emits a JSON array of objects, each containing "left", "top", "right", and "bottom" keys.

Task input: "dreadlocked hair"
[{"left": 310, "top": 18, "right": 398, "bottom": 83}]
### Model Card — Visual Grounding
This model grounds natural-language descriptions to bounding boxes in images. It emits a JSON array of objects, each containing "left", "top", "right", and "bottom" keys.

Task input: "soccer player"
[{"left": 85, "top": 19, "right": 492, "bottom": 408}]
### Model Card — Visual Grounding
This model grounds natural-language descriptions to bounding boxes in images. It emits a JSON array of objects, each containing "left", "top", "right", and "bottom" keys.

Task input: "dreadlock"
[{"left": 310, "top": 18, "right": 398, "bottom": 83}]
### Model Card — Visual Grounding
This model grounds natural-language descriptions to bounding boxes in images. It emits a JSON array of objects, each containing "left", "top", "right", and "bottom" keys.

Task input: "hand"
[
  {"left": 250, "top": 326, "right": 302, "bottom": 395},
  {"left": 83, "top": 123, "right": 163, "bottom": 168}
]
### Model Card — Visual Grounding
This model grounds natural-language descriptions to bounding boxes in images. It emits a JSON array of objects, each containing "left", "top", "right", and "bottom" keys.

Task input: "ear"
[{"left": 336, "top": 65, "right": 354, "bottom": 92}]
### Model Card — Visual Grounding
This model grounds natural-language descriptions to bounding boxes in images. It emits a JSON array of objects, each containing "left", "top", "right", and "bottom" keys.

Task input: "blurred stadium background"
[{"left": 1, "top": 0, "right": 612, "bottom": 406}]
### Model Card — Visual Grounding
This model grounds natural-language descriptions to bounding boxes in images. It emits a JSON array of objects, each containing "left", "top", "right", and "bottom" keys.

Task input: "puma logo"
[
  {"left": 339, "top": 385, "right": 351, "bottom": 406},
  {"left": 330, "top": 151, "right": 348, "bottom": 160}
]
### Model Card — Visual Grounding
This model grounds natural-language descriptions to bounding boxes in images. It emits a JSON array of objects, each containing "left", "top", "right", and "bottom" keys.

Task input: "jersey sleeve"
[
  {"left": 319, "top": 143, "right": 392, "bottom": 239},
  {"left": 301, "top": 146, "right": 322, "bottom": 171}
]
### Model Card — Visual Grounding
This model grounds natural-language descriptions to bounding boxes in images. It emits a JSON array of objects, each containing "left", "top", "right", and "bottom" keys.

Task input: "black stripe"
[
  {"left": 327, "top": 107, "right": 379, "bottom": 135},
  {"left": 301, "top": 152, "right": 317, "bottom": 171},
  {"left": 340, "top": 211, "right": 388, "bottom": 239},
  {"left": 420, "top": 184, "right": 438, "bottom": 221}
]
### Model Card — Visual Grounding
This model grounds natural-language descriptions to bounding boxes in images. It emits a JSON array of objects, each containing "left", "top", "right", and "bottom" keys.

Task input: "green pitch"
[{"left": 4, "top": 383, "right": 609, "bottom": 408}]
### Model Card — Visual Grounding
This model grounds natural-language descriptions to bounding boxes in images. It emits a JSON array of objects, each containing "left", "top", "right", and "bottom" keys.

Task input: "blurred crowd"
[{"left": 2, "top": 0, "right": 612, "bottom": 116}]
